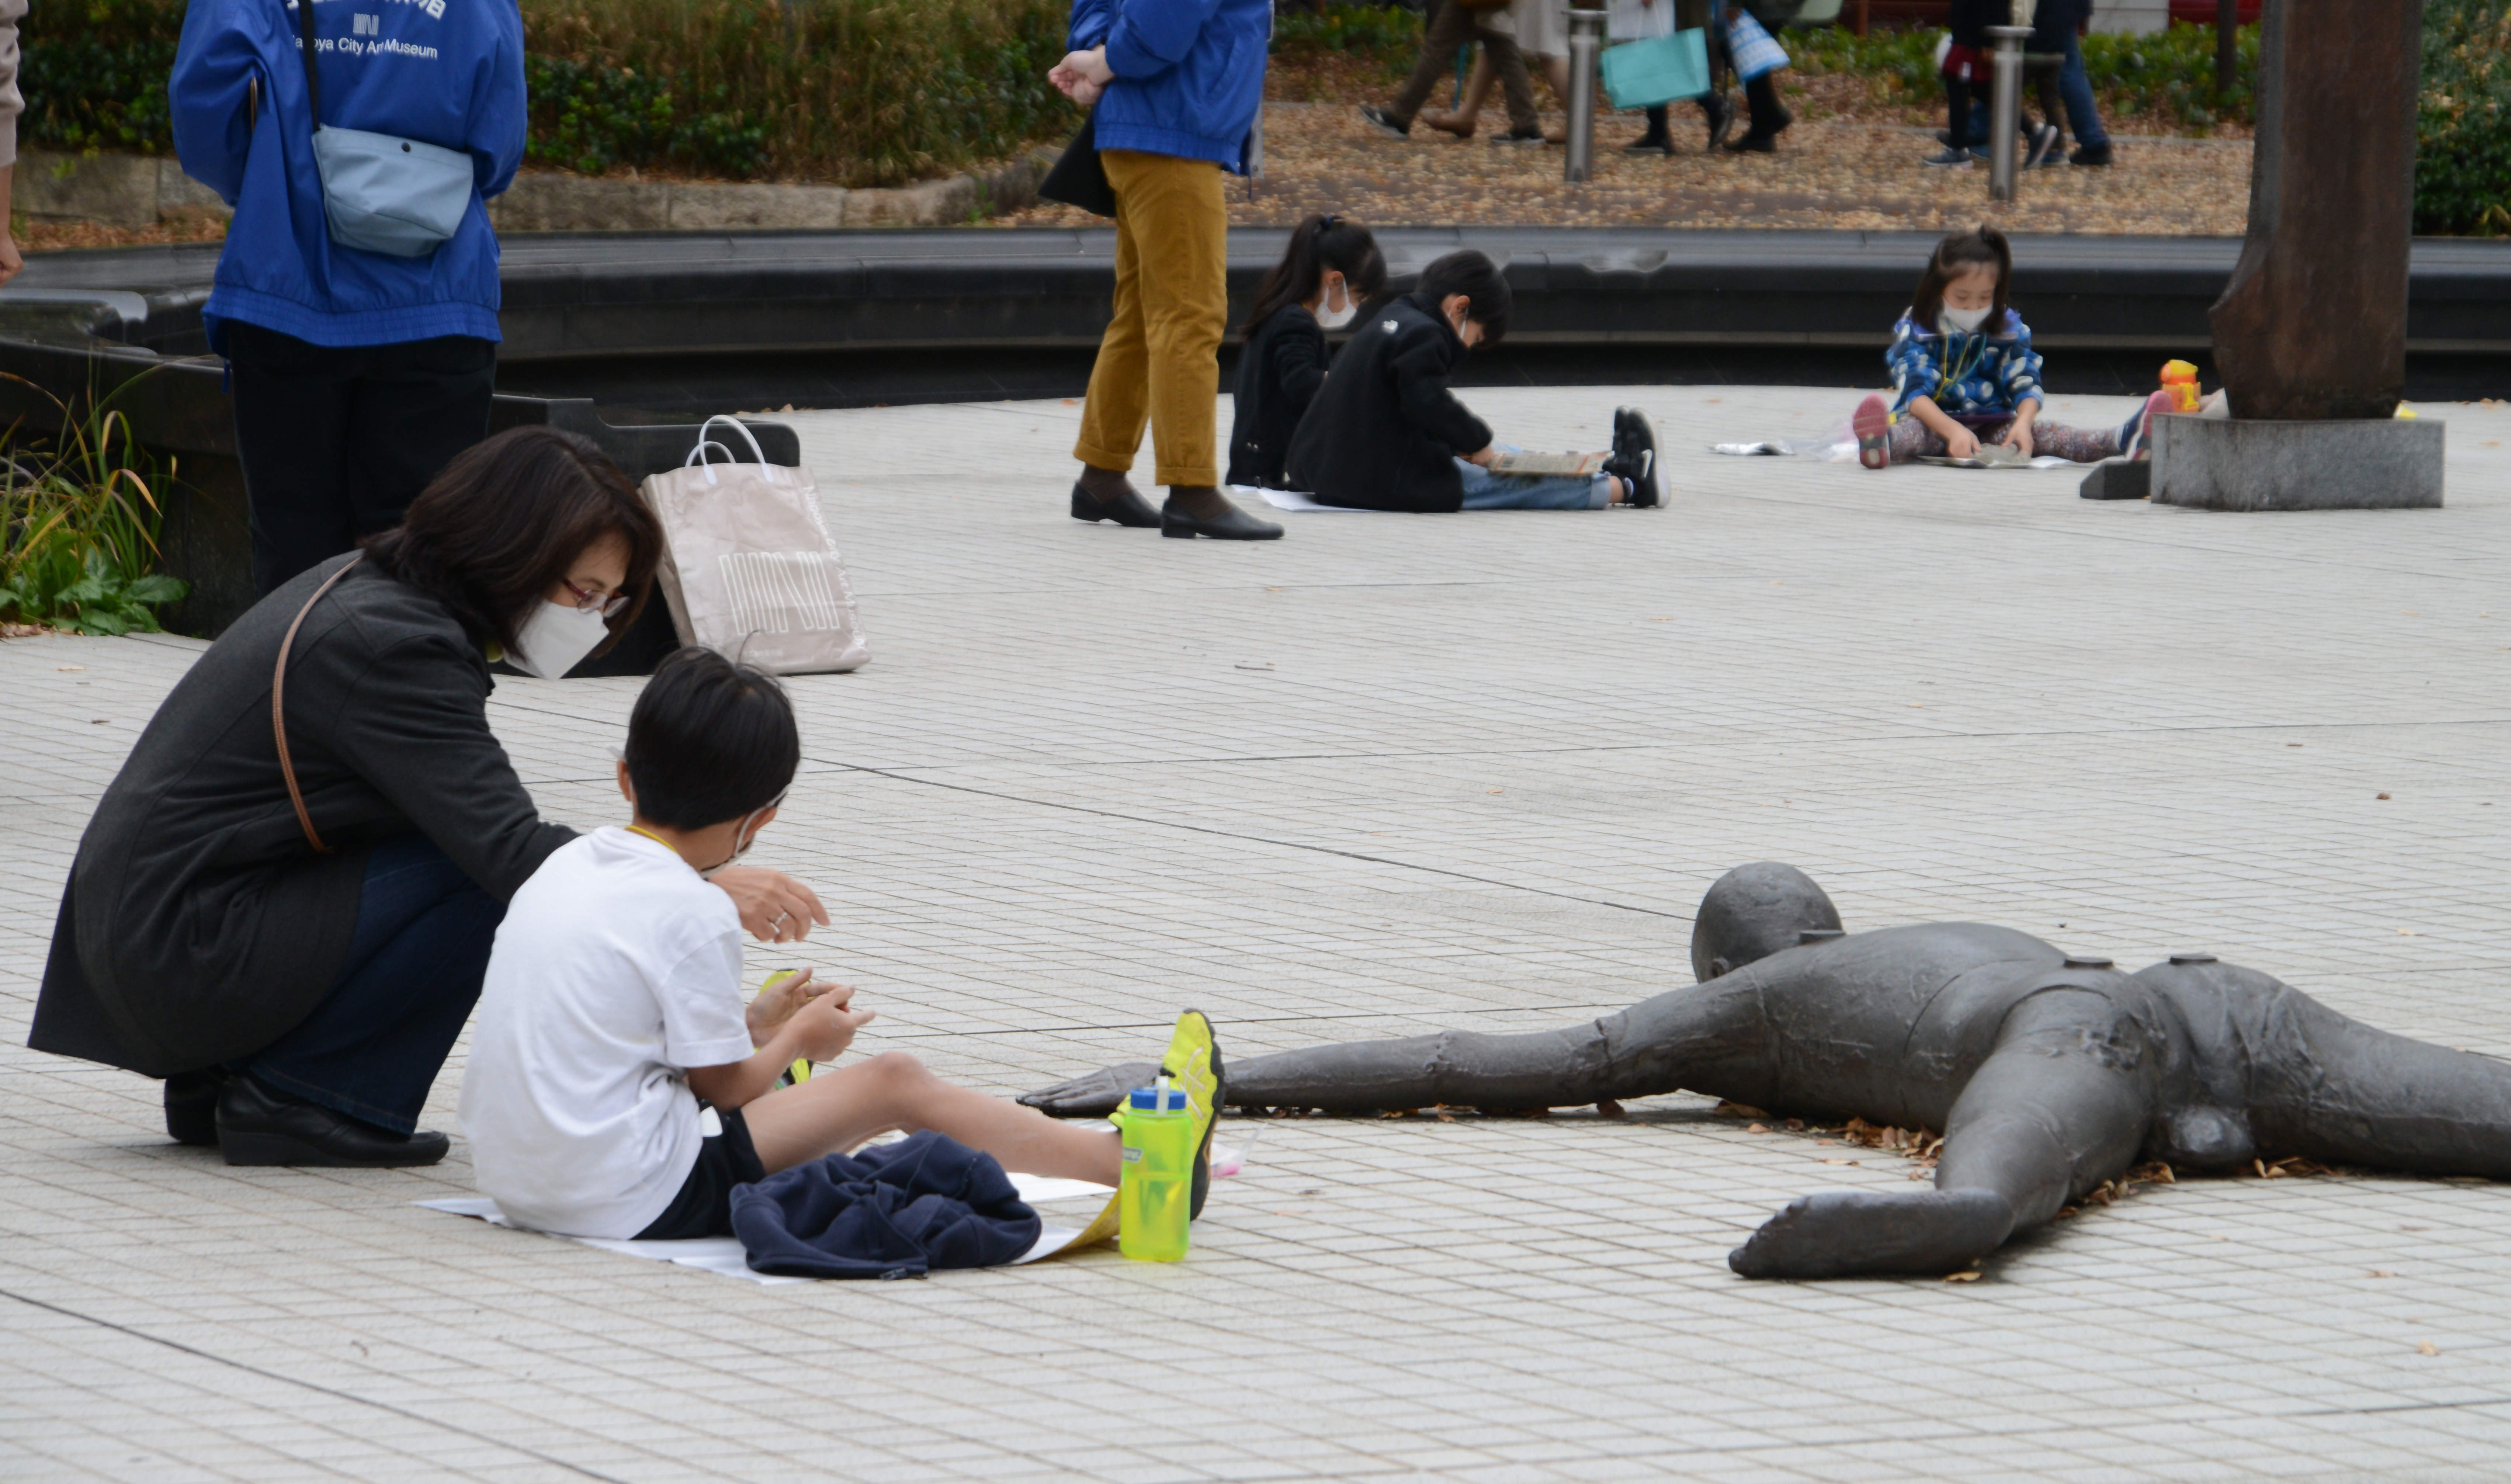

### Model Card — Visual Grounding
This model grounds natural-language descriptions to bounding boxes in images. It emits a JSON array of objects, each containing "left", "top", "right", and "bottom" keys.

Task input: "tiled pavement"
[{"left": 4, "top": 385, "right": 2510, "bottom": 1483}]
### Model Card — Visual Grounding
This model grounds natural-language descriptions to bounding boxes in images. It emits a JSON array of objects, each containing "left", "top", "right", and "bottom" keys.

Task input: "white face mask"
[
  {"left": 507, "top": 599, "right": 611, "bottom": 679},
  {"left": 1314, "top": 279, "right": 1357, "bottom": 331},
  {"left": 695, "top": 795, "right": 783, "bottom": 878},
  {"left": 1939, "top": 304, "right": 1993, "bottom": 334}
]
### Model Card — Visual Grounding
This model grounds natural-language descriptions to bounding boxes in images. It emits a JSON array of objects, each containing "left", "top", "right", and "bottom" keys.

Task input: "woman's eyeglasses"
[{"left": 560, "top": 577, "right": 631, "bottom": 618}]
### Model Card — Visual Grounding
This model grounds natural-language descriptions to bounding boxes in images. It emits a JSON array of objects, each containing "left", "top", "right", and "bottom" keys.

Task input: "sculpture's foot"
[
  {"left": 1018, "top": 1061, "right": 1159, "bottom": 1118},
  {"left": 1728, "top": 1188, "right": 2015, "bottom": 1279}
]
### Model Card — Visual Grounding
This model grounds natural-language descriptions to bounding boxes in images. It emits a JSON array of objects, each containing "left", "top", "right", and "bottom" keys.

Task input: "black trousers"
[{"left": 226, "top": 320, "right": 498, "bottom": 596}]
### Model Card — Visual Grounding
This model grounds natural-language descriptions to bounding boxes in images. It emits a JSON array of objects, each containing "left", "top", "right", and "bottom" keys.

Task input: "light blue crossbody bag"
[{"left": 290, "top": 0, "right": 474, "bottom": 256}]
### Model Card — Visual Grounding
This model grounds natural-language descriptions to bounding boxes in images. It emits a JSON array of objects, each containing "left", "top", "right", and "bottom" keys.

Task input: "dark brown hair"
[
  {"left": 1910, "top": 223, "right": 2013, "bottom": 332},
  {"left": 1243, "top": 214, "right": 1389, "bottom": 334},
  {"left": 363, "top": 426, "right": 661, "bottom": 658}
]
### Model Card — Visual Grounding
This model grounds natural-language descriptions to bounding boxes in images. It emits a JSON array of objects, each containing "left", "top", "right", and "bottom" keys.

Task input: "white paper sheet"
[
  {"left": 414, "top": 1168, "right": 1110, "bottom": 1284},
  {"left": 1233, "top": 484, "right": 1383, "bottom": 513}
]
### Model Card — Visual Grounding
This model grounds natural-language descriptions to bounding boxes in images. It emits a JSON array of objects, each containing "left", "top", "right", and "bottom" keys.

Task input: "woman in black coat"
[
  {"left": 28, "top": 427, "right": 829, "bottom": 1167},
  {"left": 1224, "top": 215, "right": 1386, "bottom": 490}
]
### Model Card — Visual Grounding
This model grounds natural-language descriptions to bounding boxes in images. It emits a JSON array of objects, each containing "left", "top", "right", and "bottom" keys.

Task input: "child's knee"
[{"left": 862, "top": 1050, "right": 936, "bottom": 1100}]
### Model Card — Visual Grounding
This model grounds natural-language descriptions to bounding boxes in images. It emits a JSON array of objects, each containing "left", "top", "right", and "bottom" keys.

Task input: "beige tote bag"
[{"left": 639, "top": 416, "right": 870, "bottom": 675}]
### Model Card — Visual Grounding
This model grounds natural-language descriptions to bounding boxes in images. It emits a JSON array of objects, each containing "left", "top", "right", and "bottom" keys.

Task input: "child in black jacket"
[
  {"left": 1227, "top": 215, "right": 1387, "bottom": 490},
  {"left": 1284, "top": 251, "right": 1661, "bottom": 513}
]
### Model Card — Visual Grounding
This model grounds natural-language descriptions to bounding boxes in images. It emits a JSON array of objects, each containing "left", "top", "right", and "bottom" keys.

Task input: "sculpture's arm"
[{"left": 1023, "top": 980, "right": 1777, "bottom": 1117}]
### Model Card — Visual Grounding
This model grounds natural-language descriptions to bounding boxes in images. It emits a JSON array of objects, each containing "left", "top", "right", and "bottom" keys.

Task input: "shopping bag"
[
  {"left": 1726, "top": 9, "right": 1790, "bottom": 80},
  {"left": 638, "top": 416, "right": 870, "bottom": 675},
  {"left": 1600, "top": 28, "right": 1711, "bottom": 109}
]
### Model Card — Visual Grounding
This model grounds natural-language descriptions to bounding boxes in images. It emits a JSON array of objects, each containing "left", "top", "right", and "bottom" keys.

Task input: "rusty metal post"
[{"left": 2209, "top": 0, "right": 2422, "bottom": 418}]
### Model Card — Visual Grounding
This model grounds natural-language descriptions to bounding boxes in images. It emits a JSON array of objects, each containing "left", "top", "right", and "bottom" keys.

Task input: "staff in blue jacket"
[
  {"left": 1053, "top": 0, "right": 1281, "bottom": 541},
  {"left": 171, "top": 0, "right": 526, "bottom": 596}
]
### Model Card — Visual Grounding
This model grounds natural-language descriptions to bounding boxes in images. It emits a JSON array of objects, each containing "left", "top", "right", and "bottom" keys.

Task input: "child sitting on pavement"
[
  {"left": 459, "top": 646, "right": 1222, "bottom": 1241},
  {"left": 1225, "top": 214, "right": 1388, "bottom": 492},
  {"left": 1284, "top": 249, "right": 1663, "bottom": 512},
  {"left": 1853, "top": 225, "right": 2173, "bottom": 470}
]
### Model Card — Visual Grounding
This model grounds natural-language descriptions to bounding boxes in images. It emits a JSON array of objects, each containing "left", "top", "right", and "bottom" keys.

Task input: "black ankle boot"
[
  {"left": 1071, "top": 474, "right": 1161, "bottom": 527},
  {"left": 1161, "top": 488, "right": 1283, "bottom": 541},
  {"left": 216, "top": 1074, "right": 449, "bottom": 1167}
]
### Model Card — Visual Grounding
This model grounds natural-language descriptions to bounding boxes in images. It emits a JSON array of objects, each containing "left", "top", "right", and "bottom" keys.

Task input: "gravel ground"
[{"left": 994, "top": 98, "right": 2252, "bottom": 233}]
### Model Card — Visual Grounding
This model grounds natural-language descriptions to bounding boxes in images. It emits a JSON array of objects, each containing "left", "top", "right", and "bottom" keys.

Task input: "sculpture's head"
[{"left": 1692, "top": 862, "right": 1845, "bottom": 982}]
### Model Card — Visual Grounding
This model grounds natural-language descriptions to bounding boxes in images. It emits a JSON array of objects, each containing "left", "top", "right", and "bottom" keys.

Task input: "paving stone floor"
[{"left": 5, "top": 386, "right": 2511, "bottom": 1483}]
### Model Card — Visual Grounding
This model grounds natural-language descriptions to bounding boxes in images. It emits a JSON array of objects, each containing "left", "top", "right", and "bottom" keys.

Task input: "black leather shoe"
[
  {"left": 1703, "top": 93, "right": 1734, "bottom": 150},
  {"left": 165, "top": 1068, "right": 228, "bottom": 1146},
  {"left": 216, "top": 1074, "right": 449, "bottom": 1167},
  {"left": 1161, "top": 494, "right": 1283, "bottom": 541},
  {"left": 1072, "top": 481, "right": 1162, "bottom": 527}
]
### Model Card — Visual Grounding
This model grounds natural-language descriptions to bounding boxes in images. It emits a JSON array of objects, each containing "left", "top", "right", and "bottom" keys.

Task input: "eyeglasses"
[{"left": 560, "top": 576, "right": 631, "bottom": 618}]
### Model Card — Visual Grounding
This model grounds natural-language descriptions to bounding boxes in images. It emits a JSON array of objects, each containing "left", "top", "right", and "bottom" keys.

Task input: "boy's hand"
[
  {"left": 791, "top": 989, "right": 875, "bottom": 1064},
  {"left": 748, "top": 968, "right": 842, "bottom": 1046},
  {"left": 711, "top": 866, "right": 829, "bottom": 943},
  {"left": 1944, "top": 425, "right": 1980, "bottom": 460},
  {"left": 1467, "top": 444, "right": 1501, "bottom": 467}
]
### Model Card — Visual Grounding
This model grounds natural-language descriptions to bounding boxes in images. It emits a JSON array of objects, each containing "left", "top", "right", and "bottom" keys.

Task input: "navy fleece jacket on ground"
[
  {"left": 171, "top": 0, "right": 525, "bottom": 350},
  {"left": 730, "top": 1132, "right": 1044, "bottom": 1279},
  {"left": 1068, "top": 0, "right": 1269, "bottom": 171}
]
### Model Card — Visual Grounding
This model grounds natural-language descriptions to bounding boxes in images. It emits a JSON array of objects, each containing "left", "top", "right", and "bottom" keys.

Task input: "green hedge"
[
  {"left": 16, "top": 0, "right": 2510, "bottom": 228},
  {"left": 22, "top": 0, "right": 1073, "bottom": 187}
]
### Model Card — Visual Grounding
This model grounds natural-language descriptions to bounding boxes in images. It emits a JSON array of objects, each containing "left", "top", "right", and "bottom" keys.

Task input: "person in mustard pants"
[{"left": 1052, "top": 0, "right": 1282, "bottom": 540}]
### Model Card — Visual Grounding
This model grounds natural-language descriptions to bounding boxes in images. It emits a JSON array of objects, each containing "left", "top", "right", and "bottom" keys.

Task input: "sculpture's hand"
[{"left": 1019, "top": 1061, "right": 1161, "bottom": 1117}]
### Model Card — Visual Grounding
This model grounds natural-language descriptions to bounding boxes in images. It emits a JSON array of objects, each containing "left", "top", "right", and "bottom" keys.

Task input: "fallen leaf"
[
  {"left": 1714, "top": 1101, "right": 1768, "bottom": 1119},
  {"left": 2378, "top": 793, "right": 2392, "bottom": 800},
  {"left": 1820, "top": 1158, "right": 1849, "bottom": 1165},
  {"left": 2398, "top": 929, "right": 2417, "bottom": 936},
  {"left": 1647, "top": 616, "right": 1674, "bottom": 621},
  {"left": 55, "top": 665, "right": 84, "bottom": 672},
  {"left": 1487, "top": 788, "right": 1503, "bottom": 795},
  {"left": 1746, "top": 1123, "right": 1771, "bottom": 1134},
  {"left": 2369, "top": 1269, "right": 2394, "bottom": 1278},
  {"left": 2420, "top": 1341, "right": 2440, "bottom": 1356},
  {"left": 1597, "top": 1099, "right": 1628, "bottom": 1118},
  {"left": 1265, "top": 586, "right": 1283, "bottom": 592},
  {"left": 1785, "top": 1118, "right": 1805, "bottom": 1131},
  {"left": 1943, "top": 1270, "right": 1982, "bottom": 1283},
  {"left": 1907, "top": 703, "right": 1925, "bottom": 708}
]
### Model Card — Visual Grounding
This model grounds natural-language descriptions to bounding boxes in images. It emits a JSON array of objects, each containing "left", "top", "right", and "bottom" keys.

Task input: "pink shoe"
[
  {"left": 2120, "top": 389, "right": 2175, "bottom": 460},
  {"left": 1853, "top": 394, "right": 1891, "bottom": 470}
]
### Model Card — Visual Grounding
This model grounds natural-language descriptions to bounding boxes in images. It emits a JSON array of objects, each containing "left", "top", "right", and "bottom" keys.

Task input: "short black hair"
[
  {"left": 1415, "top": 250, "right": 1512, "bottom": 346},
  {"left": 625, "top": 647, "right": 800, "bottom": 830}
]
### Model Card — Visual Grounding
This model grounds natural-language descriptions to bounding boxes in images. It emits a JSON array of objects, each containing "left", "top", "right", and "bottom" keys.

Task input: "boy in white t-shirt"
[{"left": 461, "top": 647, "right": 1222, "bottom": 1240}]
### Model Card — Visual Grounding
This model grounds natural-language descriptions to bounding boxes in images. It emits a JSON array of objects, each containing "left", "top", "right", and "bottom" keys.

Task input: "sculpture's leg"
[
  {"left": 1020, "top": 979, "right": 1777, "bottom": 1117},
  {"left": 1728, "top": 987, "right": 2156, "bottom": 1279},
  {"left": 2248, "top": 988, "right": 2511, "bottom": 1178}
]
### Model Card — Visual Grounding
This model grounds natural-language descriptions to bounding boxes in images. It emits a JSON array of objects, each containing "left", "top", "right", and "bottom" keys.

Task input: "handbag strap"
[
  {"left": 292, "top": 0, "right": 323, "bottom": 132},
  {"left": 272, "top": 554, "right": 361, "bottom": 855}
]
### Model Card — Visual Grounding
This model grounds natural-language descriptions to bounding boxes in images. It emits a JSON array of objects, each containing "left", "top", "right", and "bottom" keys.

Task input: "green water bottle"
[{"left": 1118, "top": 1079, "right": 1193, "bottom": 1262}]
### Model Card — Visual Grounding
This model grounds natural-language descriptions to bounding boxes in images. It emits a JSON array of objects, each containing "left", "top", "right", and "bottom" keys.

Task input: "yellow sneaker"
[{"left": 1071, "top": 1009, "right": 1228, "bottom": 1247}]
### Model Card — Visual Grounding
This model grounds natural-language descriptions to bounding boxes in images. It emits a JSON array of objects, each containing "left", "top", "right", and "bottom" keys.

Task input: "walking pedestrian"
[
  {"left": 1361, "top": 0, "right": 1543, "bottom": 146},
  {"left": 1055, "top": 0, "right": 1282, "bottom": 540},
  {"left": 172, "top": 0, "right": 527, "bottom": 596}
]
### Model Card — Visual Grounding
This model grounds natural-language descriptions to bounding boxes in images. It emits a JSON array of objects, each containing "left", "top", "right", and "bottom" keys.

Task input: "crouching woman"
[{"left": 27, "top": 428, "right": 828, "bottom": 1167}]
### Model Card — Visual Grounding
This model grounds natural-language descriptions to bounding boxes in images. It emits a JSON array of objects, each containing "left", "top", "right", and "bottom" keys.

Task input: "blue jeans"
[
  {"left": 240, "top": 835, "right": 505, "bottom": 1133},
  {"left": 2059, "top": 37, "right": 2109, "bottom": 148},
  {"left": 1454, "top": 458, "right": 1611, "bottom": 510}
]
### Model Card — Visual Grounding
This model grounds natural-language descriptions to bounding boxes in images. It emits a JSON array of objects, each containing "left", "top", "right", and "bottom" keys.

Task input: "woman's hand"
[
  {"left": 711, "top": 865, "right": 830, "bottom": 943},
  {"left": 1051, "top": 47, "right": 1113, "bottom": 105}
]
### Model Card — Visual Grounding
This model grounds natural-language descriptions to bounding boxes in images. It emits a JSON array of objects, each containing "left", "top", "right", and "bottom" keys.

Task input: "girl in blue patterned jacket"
[{"left": 1853, "top": 226, "right": 2171, "bottom": 469}]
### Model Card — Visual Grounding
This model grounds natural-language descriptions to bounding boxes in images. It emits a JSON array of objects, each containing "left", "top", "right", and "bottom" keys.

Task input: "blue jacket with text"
[
  {"left": 171, "top": 0, "right": 526, "bottom": 350},
  {"left": 1068, "top": 0, "right": 1269, "bottom": 171}
]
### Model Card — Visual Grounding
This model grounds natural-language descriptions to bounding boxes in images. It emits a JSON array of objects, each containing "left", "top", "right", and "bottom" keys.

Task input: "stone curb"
[{"left": 14, "top": 145, "right": 1060, "bottom": 233}]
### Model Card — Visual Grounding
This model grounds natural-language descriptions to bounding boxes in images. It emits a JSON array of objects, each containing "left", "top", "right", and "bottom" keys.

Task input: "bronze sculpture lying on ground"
[{"left": 1023, "top": 863, "right": 2511, "bottom": 1278}]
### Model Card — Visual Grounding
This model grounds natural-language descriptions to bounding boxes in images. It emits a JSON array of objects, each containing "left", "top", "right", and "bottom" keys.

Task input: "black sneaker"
[
  {"left": 2025, "top": 122, "right": 2062, "bottom": 168},
  {"left": 2069, "top": 142, "right": 2112, "bottom": 167},
  {"left": 1623, "top": 131, "right": 1674, "bottom": 156},
  {"left": 1360, "top": 105, "right": 1411, "bottom": 139},
  {"left": 1609, "top": 407, "right": 1661, "bottom": 507},
  {"left": 1724, "top": 132, "right": 1777, "bottom": 154},
  {"left": 1489, "top": 126, "right": 1547, "bottom": 146},
  {"left": 1923, "top": 146, "right": 1976, "bottom": 167},
  {"left": 1704, "top": 93, "right": 1735, "bottom": 150}
]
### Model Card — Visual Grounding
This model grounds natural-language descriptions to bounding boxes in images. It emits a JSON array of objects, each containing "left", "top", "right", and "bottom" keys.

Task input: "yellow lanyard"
[
  {"left": 1935, "top": 329, "right": 1988, "bottom": 402},
  {"left": 625, "top": 824, "right": 676, "bottom": 852}
]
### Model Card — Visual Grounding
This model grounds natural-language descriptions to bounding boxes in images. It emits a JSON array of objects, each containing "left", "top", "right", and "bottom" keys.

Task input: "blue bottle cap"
[{"left": 1128, "top": 1086, "right": 1185, "bottom": 1113}]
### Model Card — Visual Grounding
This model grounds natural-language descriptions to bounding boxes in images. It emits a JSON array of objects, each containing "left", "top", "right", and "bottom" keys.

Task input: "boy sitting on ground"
[
  {"left": 460, "top": 646, "right": 1221, "bottom": 1241},
  {"left": 1284, "top": 249, "right": 1662, "bottom": 513}
]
